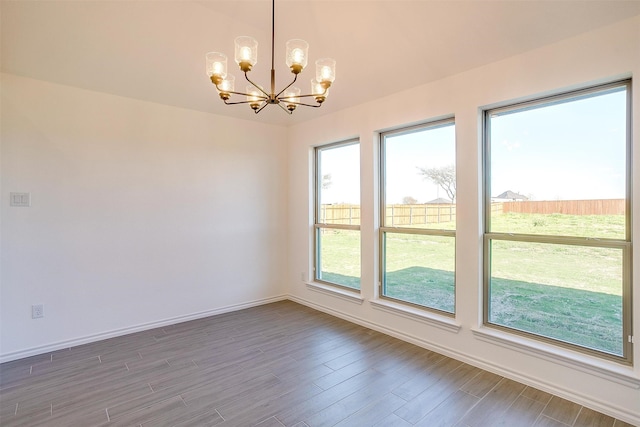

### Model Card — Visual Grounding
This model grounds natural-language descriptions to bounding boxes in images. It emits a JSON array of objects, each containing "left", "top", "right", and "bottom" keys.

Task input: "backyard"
[{"left": 318, "top": 212, "right": 625, "bottom": 356}]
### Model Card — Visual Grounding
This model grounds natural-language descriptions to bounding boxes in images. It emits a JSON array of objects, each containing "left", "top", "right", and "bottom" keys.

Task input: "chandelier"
[{"left": 206, "top": 0, "right": 336, "bottom": 114}]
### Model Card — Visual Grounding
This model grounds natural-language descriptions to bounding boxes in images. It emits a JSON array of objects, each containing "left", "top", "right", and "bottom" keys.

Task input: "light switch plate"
[{"left": 10, "top": 192, "right": 31, "bottom": 207}]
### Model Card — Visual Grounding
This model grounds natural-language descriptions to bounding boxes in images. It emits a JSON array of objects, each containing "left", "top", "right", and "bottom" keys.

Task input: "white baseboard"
[
  {"left": 0, "top": 295, "right": 288, "bottom": 364},
  {"left": 287, "top": 294, "right": 640, "bottom": 427}
]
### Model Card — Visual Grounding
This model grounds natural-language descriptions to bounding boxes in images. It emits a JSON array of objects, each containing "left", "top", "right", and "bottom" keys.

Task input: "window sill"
[
  {"left": 471, "top": 326, "right": 640, "bottom": 389},
  {"left": 369, "top": 299, "right": 461, "bottom": 333},
  {"left": 306, "top": 282, "right": 364, "bottom": 305}
]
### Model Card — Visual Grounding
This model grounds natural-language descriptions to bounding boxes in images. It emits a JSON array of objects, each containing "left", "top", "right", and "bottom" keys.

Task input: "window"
[
  {"left": 484, "top": 81, "right": 632, "bottom": 363},
  {"left": 314, "top": 140, "right": 360, "bottom": 290},
  {"left": 380, "top": 119, "right": 456, "bottom": 313}
]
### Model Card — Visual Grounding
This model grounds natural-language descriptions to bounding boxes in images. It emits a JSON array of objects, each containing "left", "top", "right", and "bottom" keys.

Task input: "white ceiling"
[{"left": 2, "top": 0, "right": 639, "bottom": 126}]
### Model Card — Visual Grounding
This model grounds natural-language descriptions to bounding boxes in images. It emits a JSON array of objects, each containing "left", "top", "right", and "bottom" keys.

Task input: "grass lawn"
[{"left": 318, "top": 213, "right": 626, "bottom": 356}]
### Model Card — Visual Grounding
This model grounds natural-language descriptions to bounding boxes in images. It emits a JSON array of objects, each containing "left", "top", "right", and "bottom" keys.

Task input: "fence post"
[{"left": 391, "top": 205, "right": 395, "bottom": 226}]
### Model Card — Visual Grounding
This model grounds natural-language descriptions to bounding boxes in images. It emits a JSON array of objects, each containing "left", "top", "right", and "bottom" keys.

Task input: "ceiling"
[{"left": 2, "top": 0, "right": 640, "bottom": 126}]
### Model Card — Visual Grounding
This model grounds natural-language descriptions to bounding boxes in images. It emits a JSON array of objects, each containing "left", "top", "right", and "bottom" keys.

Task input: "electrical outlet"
[
  {"left": 32, "top": 304, "right": 44, "bottom": 319},
  {"left": 301, "top": 272, "right": 306, "bottom": 281}
]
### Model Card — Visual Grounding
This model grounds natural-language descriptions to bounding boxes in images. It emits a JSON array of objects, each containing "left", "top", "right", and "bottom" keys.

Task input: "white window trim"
[
  {"left": 306, "top": 281, "right": 364, "bottom": 304},
  {"left": 471, "top": 326, "right": 640, "bottom": 389},
  {"left": 370, "top": 298, "right": 461, "bottom": 333}
]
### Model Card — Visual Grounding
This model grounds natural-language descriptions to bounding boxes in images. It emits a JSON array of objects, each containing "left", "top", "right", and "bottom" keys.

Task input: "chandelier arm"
[
  {"left": 284, "top": 101, "right": 323, "bottom": 108},
  {"left": 275, "top": 73, "right": 299, "bottom": 99},
  {"left": 220, "top": 89, "right": 268, "bottom": 100},
  {"left": 276, "top": 102, "right": 294, "bottom": 115},
  {"left": 212, "top": 80, "right": 268, "bottom": 100},
  {"left": 255, "top": 102, "right": 270, "bottom": 114},
  {"left": 280, "top": 84, "right": 329, "bottom": 101},
  {"left": 298, "top": 84, "right": 329, "bottom": 99},
  {"left": 291, "top": 92, "right": 325, "bottom": 99},
  {"left": 223, "top": 99, "right": 267, "bottom": 106},
  {"left": 244, "top": 72, "right": 271, "bottom": 98}
]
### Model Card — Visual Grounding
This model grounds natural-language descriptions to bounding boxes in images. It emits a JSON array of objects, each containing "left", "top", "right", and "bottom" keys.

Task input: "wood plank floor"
[{"left": 0, "top": 301, "right": 634, "bottom": 427}]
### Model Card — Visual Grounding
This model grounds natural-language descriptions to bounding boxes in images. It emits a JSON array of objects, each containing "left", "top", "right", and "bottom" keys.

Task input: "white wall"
[
  {"left": 0, "top": 74, "right": 288, "bottom": 360},
  {"left": 287, "top": 17, "right": 640, "bottom": 424}
]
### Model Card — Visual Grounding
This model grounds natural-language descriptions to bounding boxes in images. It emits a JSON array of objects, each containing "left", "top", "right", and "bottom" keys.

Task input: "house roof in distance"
[
  {"left": 494, "top": 190, "right": 528, "bottom": 200},
  {"left": 427, "top": 198, "right": 454, "bottom": 204}
]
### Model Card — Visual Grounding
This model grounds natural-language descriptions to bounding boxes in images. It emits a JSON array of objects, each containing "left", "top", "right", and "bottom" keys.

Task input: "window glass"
[
  {"left": 381, "top": 120, "right": 456, "bottom": 313},
  {"left": 489, "top": 88, "right": 627, "bottom": 239},
  {"left": 485, "top": 81, "right": 631, "bottom": 361},
  {"left": 315, "top": 141, "right": 360, "bottom": 290},
  {"left": 317, "top": 229, "right": 361, "bottom": 290},
  {"left": 384, "top": 233, "right": 455, "bottom": 313},
  {"left": 384, "top": 124, "right": 456, "bottom": 229},
  {"left": 489, "top": 240, "right": 624, "bottom": 356}
]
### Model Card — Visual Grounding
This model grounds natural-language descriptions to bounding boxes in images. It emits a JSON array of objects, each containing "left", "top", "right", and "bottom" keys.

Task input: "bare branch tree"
[{"left": 417, "top": 165, "right": 456, "bottom": 201}]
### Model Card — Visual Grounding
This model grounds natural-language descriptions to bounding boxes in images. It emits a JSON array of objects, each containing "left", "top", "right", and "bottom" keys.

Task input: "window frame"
[
  {"left": 313, "top": 139, "right": 361, "bottom": 291},
  {"left": 482, "top": 80, "right": 633, "bottom": 364},
  {"left": 379, "top": 118, "right": 457, "bottom": 315}
]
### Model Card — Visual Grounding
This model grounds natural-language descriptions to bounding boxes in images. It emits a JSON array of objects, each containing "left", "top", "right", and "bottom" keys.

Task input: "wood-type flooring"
[{"left": 0, "top": 300, "right": 635, "bottom": 426}]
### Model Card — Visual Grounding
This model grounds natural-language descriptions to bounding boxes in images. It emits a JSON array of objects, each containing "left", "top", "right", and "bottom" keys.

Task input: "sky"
[
  {"left": 384, "top": 124, "right": 455, "bottom": 204},
  {"left": 489, "top": 87, "right": 627, "bottom": 201},
  {"left": 318, "top": 142, "right": 361, "bottom": 205},
  {"left": 318, "top": 85, "right": 628, "bottom": 205}
]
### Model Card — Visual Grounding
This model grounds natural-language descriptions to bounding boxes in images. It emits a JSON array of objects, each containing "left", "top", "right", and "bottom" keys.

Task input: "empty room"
[{"left": 1, "top": 0, "right": 639, "bottom": 426}]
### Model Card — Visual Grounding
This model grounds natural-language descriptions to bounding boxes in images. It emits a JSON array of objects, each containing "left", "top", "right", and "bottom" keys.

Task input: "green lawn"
[{"left": 318, "top": 213, "right": 626, "bottom": 356}]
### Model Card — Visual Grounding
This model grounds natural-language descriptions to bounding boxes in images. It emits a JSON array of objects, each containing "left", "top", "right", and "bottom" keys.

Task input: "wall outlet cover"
[{"left": 32, "top": 304, "right": 44, "bottom": 319}]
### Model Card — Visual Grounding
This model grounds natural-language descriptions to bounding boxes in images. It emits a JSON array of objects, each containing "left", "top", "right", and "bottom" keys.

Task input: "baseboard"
[
  {"left": 0, "top": 295, "right": 288, "bottom": 364},
  {"left": 287, "top": 294, "right": 640, "bottom": 426}
]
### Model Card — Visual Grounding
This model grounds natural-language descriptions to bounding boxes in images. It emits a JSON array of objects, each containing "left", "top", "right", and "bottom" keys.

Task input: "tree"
[
  {"left": 402, "top": 196, "right": 418, "bottom": 205},
  {"left": 321, "top": 173, "right": 332, "bottom": 190},
  {"left": 417, "top": 164, "right": 456, "bottom": 201}
]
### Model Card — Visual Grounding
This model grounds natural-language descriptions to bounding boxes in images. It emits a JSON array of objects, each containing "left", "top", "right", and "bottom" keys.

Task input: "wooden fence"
[
  {"left": 319, "top": 203, "right": 456, "bottom": 226},
  {"left": 320, "top": 199, "right": 624, "bottom": 226},
  {"left": 385, "top": 204, "right": 455, "bottom": 226},
  {"left": 501, "top": 199, "right": 624, "bottom": 215},
  {"left": 319, "top": 204, "right": 361, "bottom": 225}
]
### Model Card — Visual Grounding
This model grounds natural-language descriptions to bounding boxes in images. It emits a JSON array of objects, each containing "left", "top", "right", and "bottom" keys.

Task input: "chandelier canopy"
[{"left": 206, "top": 0, "right": 336, "bottom": 115}]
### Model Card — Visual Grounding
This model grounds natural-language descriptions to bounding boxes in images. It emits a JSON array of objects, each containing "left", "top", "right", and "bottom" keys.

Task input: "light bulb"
[
  {"left": 291, "top": 48, "right": 304, "bottom": 65},
  {"left": 218, "top": 75, "right": 235, "bottom": 101},
  {"left": 247, "top": 86, "right": 262, "bottom": 102},
  {"left": 240, "top": 46, "right": 252, "bottom": 61},
  {"left": 284, "top": 87, "right": 301, "bottom": 111},
  {"left": 248, "top": 92, "right": 260, "bottom": 102},
  {"left": 286, "top": 39, "right": 309, "bottom": 73},
  {"left": 219, "top": 75, "right": 235, "bottom": 92},
  {"left": 213, "top": 62, "right": 224, "bottom": 76},
  {"left": 311, "top": 79, "right": 328, "bottom": 103},
  {"left": 246, "top": 85, "right": 263, "bottom": 111},
  {"left": 315, "top": 58, "right": 336, "bottom": 84},
  {"left": 206, "top": 52, "right": 227, "bottom": 79},
  {"left": 234, "top": 36, "right": 258, "bottom": 72}
]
